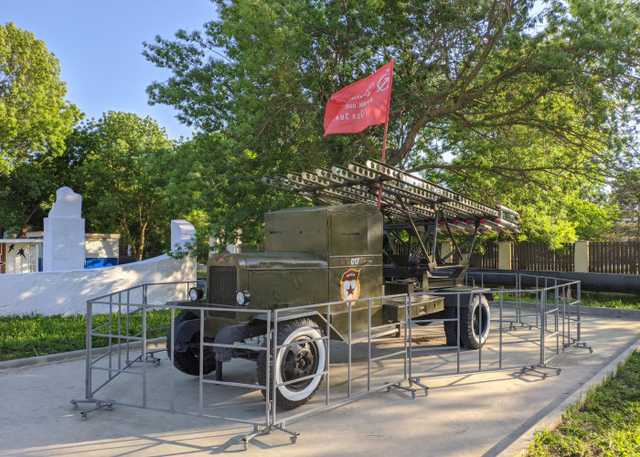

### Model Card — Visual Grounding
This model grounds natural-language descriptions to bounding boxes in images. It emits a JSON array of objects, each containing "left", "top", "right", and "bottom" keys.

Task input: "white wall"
[
  {"left": 85, "top": 234, "right": 120, "bottom": 259},
  {"left": 0, "top": 255, "right": 196, "bottom": 316}
]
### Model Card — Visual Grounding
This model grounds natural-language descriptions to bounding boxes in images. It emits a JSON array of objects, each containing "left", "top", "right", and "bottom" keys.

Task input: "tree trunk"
[
  {"left": 19, "top": 206, "right": 40, "bottom": 238},
  {"left": 137, "top": 222, "right": 148, "bottom": 261},
  {"left": 18, "top": 225, "right": 30, "bottom": 238}
]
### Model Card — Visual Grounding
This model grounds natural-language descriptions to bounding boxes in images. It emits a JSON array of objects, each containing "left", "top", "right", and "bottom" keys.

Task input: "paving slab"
[{"left": 0, "top": 314, "right": 638, "bottom": 457}]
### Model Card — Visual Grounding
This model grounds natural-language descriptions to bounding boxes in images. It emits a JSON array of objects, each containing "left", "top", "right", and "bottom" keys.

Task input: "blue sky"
[{"left": 2, "top": 1, "right": 215, "bottom": 139}]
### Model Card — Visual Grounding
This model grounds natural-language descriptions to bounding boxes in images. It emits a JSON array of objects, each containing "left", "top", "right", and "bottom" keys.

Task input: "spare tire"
[{"left": 444, "top": 294, "right": 490, "bottom": 349}]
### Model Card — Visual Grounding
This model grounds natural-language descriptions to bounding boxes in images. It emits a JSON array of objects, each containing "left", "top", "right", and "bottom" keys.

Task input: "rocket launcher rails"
[{"left": 265, "top": 160, "right": 520, "bottom": 234}]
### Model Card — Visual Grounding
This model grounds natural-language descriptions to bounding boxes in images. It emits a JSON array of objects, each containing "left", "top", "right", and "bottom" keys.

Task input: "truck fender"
[
  {"left": 254, "top": 311, "right": 345, "bottom": 342},
  {"left": 213, "top": 323, "right": 264, "bottom": 362},
  {"left": 172, "top": 317, "right": 217, "bottom": 353}
]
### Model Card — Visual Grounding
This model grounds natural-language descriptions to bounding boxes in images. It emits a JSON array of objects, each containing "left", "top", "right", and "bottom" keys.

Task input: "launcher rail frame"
[{"left": 265, "top": 159, "right": 519, "bottom": 290}]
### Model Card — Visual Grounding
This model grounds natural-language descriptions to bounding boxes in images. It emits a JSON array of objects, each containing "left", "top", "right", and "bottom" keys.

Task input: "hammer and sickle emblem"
[{"left": 376, "top": 69, "right": 391, "bottom": 92}]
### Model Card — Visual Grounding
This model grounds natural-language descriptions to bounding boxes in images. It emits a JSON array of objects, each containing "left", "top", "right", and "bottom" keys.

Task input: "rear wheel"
[
  {"left": 257, "top": 319, "right": 325, "bottom": 411},
  {"left": 444, "top": 294, "right": 490, "bottom": 349},
  {"left": 167, "top": 312, "right": 216, "bottom": 376}
]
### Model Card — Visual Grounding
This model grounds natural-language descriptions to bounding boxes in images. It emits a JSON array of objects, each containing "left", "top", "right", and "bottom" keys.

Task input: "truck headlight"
[
  {"left": 188, "top": 287, "right": 204, "bottom": 302},
  {"left": 236, "top": 290, "right": 250, "bottom": 306}
]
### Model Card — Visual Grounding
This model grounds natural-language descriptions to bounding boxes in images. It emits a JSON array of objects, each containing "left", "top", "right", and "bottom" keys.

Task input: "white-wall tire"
[
  {"left": 275, "top": 325, "right": 325, "bottom": 403},
  {"left": 257, "top": 318, "right": 326, "bottom": 410}
]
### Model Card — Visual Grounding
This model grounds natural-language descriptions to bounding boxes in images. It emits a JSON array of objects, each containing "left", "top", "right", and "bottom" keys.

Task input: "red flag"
[{"left": 323, "top": 61, "right": 394, "bottom": 136}]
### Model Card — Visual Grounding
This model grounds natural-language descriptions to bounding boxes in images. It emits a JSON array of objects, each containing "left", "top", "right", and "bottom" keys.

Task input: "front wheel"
[
  {"left": 257, "top": 319, "right": 326, "bottom": 411},
  {"left": 167, "top": 313, "right": 216, "bottom": 376},
  {"left": 444, "top": 294, "right": 491, "bottom": 349}
]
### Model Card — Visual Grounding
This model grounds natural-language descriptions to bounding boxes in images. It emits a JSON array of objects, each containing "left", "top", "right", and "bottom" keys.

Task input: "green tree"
[
  {"left": 77, "top": 112, "right": 173, "bottom": 260},
  {"left": 0, "top": 22, "right": 80, "bottom": 172},
  {"left": 0, "top": 23, "right": 81, "bottom": 235},
  {"left": 422, "top": 95, "right": 619, "bottom": 246},
  {"left": 611, "top": 168, "right": 640, "bottom": 240},
  {"left": 145, "top": 0, "right": 640, "bottom": 245},
  {"left": 0, "top": 143, "right": 85, "bottom": 237},
  {"left": 162, "top": 132, "right": 300, "bottom": 258}
]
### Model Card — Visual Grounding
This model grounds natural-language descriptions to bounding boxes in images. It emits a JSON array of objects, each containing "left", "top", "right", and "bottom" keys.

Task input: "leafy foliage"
[
  {"left": 161, "top": 132, "right": 304, "bottom": 256},
  {"left": 0, "top": 22, "right": 81, "bottom": 235},
  {"left": 610, "top": 168, "right": 640, "bottom": 240},
  {"left": 144, "top": 0, "right": 640, "bottom": 246},
  {"left": 75, "top": 112, "right": 173, "bottom": 259}
]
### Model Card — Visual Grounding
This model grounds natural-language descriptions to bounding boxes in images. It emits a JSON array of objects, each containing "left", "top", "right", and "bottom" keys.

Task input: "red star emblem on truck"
[{"left": 340, "top": 268, "right": 361, "bottom": 301}]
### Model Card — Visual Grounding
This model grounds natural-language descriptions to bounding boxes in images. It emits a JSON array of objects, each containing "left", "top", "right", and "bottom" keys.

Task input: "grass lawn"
[
  {"left": 498, "top": 291, "right": 640, "bottom": 311},
  {"left": 528, "top": 351, "right": 640, "bottom": 457},
  {"left": 580, "top": 291, "right": 640, "bottom": 310},
  {"left": 0, "top": 310, "right": 171, "bottom": 362},
  {"left": 1, "top": 290, "right": 638, "bottom": 362}
]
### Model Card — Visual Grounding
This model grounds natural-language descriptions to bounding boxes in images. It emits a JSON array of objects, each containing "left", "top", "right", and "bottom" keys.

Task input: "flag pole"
[
  {"left": 381, "top": 119, "right": 389, "bottom": 162},
  {"left": 377, "top": 60, "right": 394, "bottom": 208},
  {"left": 376, "top": 119, "right": 389, "bottom": 208}
]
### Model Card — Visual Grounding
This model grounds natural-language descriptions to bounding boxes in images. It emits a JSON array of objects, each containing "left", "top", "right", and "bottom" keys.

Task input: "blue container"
[{"left": 85, "top": 258, "right": 118, "bottom": 269}]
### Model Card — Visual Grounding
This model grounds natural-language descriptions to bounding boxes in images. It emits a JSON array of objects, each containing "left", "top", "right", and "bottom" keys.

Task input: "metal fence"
[{"left": 72, "top": 274, "right": 592, "bottom": 450}]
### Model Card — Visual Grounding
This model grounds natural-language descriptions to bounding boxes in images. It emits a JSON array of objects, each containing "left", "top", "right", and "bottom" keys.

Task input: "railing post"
[
  {"left": 117, "top": 292, "right": 122, "bottom": 373},
  {"left": 108, "top": 294, "right": 113, "bottom": 380},
  {"left": 456, "top": 293, "right": 461, "bottom": 374},
  {"left": 125, "top": 289, "right": 131, "bottom": 364},
  {"left": 198, "top": 308, "right": 204, "bottom": 415},
  {"left": 406, "top": 292, "right": 413, "bottom": 383},
  {"left": 499, "top": 290, "right": 503, "bottom": 370},
  {"left": 535, "top": 277, "right": 540, "bottom": 328},
  {"left": 555, "top": 282, "right": 559, "bottom": 354},
  {"left": 142, "top": 291, "right": 148, "bottom": 408},
  {"left": 539, "top": 289, "right": 546, "bottom": 366},
  {"left": 85, "top": 300, "right": 93, "bottom": 400},
  {"left": 577, "top": 282, "right": 582, "bottom": 343},
  {"left": 265, "top": 309, "right": 271, "bottom": 426},
  {"left": 562, "top": 285, "right": 567, "bottom": 350},
  {"left": 402, "top": 295, "right": 408, "bottom": 382},
  {"left": 170, "top": 306, "right": 176, "bottom": 413},
  {"left": 347, "top": 301, "right": 352, "bottom": 399},
  {"left": 477, "top": 291, "right": 482, "bottom": 372},
  {"left": 272, "top": 309, "right": 278, "bottom": 427},
  {"left": 367, "top": 298, "right": 372, "bottom": 392},
  {"left": 325, "top": 303, "right": 331, "bottom": 406}
]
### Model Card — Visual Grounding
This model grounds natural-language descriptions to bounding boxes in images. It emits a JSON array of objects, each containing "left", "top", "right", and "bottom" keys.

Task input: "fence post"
[
  {"left": 574, "top": 241, "right": 589, "bottom": 273},
  {"left": 539, "top": 289, "right": 546, "bottom": 366},
  {"left": 498, "top": 241, "right": 513, "bottom": 270},
  {"left": 85, "top": 300, "right": 93, "bottom": 400}
]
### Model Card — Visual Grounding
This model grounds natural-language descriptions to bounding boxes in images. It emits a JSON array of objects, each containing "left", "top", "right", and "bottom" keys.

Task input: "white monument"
[
  {"left": 43, "top": 187, "right": 85, "bottom": 272},
  {"left": 171, "top": 219, "right": 196, "bottom": 252}
]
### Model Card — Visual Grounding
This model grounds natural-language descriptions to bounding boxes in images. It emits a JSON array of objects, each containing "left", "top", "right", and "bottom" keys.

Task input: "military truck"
[{"left": 168, "top": 160, "right": 519, "bottom": 410}]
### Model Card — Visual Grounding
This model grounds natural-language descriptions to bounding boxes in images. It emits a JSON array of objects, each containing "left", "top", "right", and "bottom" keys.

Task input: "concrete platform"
[{"left": 0, "top": 313, "right": 638, "bottom": 457}]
